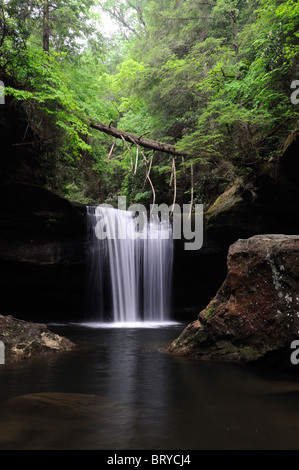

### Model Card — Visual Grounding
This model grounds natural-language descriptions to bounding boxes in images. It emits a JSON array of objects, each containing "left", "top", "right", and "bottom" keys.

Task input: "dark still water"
[{"left": 1, "top": 322, "right": 299, "bottom": 450}]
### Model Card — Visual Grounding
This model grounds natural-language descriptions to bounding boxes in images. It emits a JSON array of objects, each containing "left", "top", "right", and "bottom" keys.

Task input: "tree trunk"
[
  {"left": 231, "top": 10, "right": 239, "bottom": 56},
  {"left": 90, "top": 120, "right": 189, "bottom": 157},
  {"left": 43, "top": 0, "right": 50, "bottom": 52}
]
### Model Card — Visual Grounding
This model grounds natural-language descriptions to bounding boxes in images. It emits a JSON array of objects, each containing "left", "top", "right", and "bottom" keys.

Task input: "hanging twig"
[
  {"left": 121, "top": 135, "right": 134, "bottom": 176},
  {"left": 141, "top": 150, "right": 156, "bottom": 211},
  {"left": 107, "top": 140, "right": 116, "bottom": 163},
  {"left": 146, "top": 151, "right": 154, "bottom": 177},
  {"left": 134, "top": 146, "right": 139, "bottom": 175},
  {"left": 169, "top": 162, "right": 174, "bottom": 187},
  {"left": 147, "top": 158, "right": 156, "bottom": 212},
  {"left": 125, "top": 134, "right": 140, "bottom": 176},
  {"left": 142, "top": 153, "right": 148, "bottom": 190},
  {"left": 113, "top": 131, "right": 156, "bottom": 211},
  {"left": 189, "top": 163, "right": 194, "bottom": 220},
  {"left": 171, "top": 157, "right": 177, "bottom": 216}
]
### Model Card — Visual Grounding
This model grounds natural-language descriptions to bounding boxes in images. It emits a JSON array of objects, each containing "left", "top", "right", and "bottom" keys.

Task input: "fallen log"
[{"left": 90, "top": 119, "right": 189, "bottom": 157}]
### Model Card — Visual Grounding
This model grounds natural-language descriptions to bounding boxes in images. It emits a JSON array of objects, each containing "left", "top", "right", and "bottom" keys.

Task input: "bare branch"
[
  {"left": 189, "top": 163, "right": 194, "bottom": 220},
  {"left": 90, "top": 120, "right": 189, "bottom": 158},
  {"left": 121, "top": 135, "right": 134, "bottom": 175},
  {"left": 141, "top": 150, "right": 156, "bottom": 211},
  {"left": 107, "top": 140, "right": 116, "bottom": 162},
  {"left": 170, "top": 157, "right": 177, "bottom": 216},
  {"left": 134, "top": 146, "right": 139, "bottom": 175}
]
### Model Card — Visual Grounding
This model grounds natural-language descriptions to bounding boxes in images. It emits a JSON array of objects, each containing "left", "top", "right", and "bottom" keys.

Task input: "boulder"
[
  {"left": 172, "top": 139, "right": 299, "bottom": 319},
  {"left": 0, "top": 315, "right": 75, "bottom": 364},
  {"left": 169, "top": 235, "right": 299, "bottom": 366}
]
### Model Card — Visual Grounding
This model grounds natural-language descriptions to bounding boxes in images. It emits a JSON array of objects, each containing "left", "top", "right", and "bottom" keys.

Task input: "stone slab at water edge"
[
  {"left": 0, "top": 315, "right": 74, "bottom": 364},
  {"left": 169, "top": 235, "right": 299, "bottom": 366}
]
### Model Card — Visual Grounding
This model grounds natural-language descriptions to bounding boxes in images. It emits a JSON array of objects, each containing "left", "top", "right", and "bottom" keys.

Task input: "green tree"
[
  {"left": 100, "top": 0, "right": 299, "bottom": 206},
  {"left": 1, "top": 0, "right": 298, "bottom": 207},
  {"left": 101, "top": 0, "right": 147, "bottom": 39}
]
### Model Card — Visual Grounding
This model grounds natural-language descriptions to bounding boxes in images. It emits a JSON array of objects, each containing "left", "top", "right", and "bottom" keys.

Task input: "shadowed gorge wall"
[
  {"left": 0, "top": 99, "right": 87, "bottom": 321},
  {"left": 0, "top": 101, "right": 298, "bottom": 323}
]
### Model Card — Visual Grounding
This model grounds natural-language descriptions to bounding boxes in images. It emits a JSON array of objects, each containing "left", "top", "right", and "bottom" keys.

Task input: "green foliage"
[
  {"left": 5, "top": 47, "right": 91, "bottom": 159},
  {"left": 1, "top": 0, "right": 298, "bottom": 208},
  {"left": 109, "top": 0, "right": 298, "bottom": 176},
  {"left": 0, "top": 0, "right": 119, "bottom": 202}
]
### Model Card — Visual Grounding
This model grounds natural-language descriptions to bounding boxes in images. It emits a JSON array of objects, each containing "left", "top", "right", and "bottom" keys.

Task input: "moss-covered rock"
[
  {"left": 169, "top": 235, "right": 299, "bottom": 366},
  {"left": 0, "top": 315, "right": 75, "bottom": 364}
]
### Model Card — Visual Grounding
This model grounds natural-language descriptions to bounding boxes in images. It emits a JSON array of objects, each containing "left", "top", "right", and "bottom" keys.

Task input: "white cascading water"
[{"left": 86, "top": 206, "right": 173, "bottom": 323}]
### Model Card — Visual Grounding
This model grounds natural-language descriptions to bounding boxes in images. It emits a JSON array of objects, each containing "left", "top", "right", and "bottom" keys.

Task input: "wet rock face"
[
  {"left": 280, "top": 128, "right": 299, "bottom": 184},
  {"left": 0, "top": 183, "right": 87, "bottom": 322},
  {"left": 0, "top": 315, "right": 75, "bottom": 364},
  {"left": 0, "top": 100, "right": 87, "bottom": 322},
  {"left": 169, "top": 235, "right": 299, "bottom": 365}
]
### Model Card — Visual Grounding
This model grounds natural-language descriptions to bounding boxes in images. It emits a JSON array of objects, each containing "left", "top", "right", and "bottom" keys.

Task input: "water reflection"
[{"left": 0, "top": 324, "right": 299, "bottom": 449}]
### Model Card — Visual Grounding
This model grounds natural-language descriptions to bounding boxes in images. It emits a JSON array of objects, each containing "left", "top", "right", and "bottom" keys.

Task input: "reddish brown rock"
[{"left": 169, "top": 235, "right": 299, "bottom": 365}]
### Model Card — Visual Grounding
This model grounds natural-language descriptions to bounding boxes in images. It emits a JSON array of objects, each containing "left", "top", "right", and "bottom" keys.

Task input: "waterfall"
[{"left": 86, "top": 206, "right": 173, "bottom": 323}]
